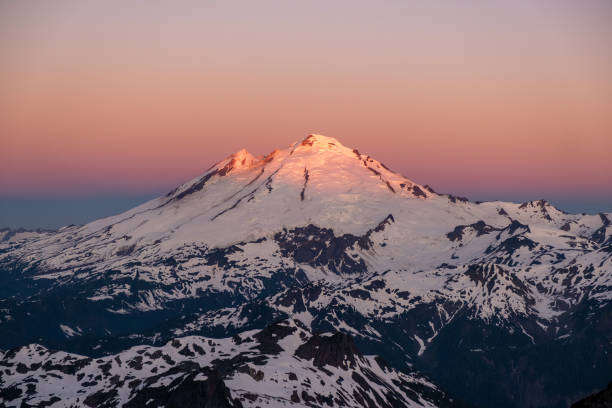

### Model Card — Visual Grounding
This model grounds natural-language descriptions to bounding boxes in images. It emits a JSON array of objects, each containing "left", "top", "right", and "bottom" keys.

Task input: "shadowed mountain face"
[
  {"left": 571, "top": 382, "right": 612, "bottom": 408},
  {"left": 1, "top": 135, "right": 611, "bottom": 408}
]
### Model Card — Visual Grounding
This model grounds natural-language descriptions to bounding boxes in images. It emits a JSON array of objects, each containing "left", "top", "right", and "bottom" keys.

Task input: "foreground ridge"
[{"left": 0, "top": 320, "right": 458, "bottom": 408}]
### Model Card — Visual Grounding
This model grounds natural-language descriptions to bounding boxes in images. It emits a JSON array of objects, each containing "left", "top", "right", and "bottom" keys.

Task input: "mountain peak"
[
  {"left": 299, "top": 134, "right": 344, "bottom": 149},
  {"left": 229, "top": 148, "right": 255, "bottom": 163},
  {"left": 217, "top": 148, "right": 257, "bottom": 175}
]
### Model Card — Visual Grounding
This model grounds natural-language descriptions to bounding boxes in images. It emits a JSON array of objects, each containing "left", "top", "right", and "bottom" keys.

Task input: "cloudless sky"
[{"left": 1, "top": 1, "right": 611, "bottom": 228}]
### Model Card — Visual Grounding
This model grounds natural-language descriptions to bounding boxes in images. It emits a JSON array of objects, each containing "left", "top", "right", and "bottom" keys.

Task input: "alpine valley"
[{"left": 1, "top": 135, "right": 610, "bottom": 408}]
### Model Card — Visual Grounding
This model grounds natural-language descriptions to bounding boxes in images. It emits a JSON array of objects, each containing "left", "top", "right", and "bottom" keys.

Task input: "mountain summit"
[
  {"left": 169, "top": 133, "right": 432, "bottom": 214},
  {"left": 1, "top": 134, "right": 611, "bottom": 408}
]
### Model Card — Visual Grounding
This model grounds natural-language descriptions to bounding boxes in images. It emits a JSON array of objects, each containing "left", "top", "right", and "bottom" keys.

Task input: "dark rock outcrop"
[
  {"left": 253, "top": 321, "right": 297, "bottom": 355},
  {"left": 295, "top": 332, "right": 361, "bottom": 369},
  {"left": 124, "top": 368, "right": 242, "bottom": 408}
]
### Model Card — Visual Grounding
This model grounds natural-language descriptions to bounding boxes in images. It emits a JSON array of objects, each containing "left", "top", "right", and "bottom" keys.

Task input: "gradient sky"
[{"left": 1, "top": 1, "right": 611, "bottom": 227}]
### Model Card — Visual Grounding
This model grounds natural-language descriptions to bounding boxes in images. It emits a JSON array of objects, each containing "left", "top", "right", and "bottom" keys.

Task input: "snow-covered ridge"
[{"left": 0, "top": 320, "right": 449, "bottom": 408}]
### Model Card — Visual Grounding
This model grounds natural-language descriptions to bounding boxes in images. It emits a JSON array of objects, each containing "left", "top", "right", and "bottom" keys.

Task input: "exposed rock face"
[
  {"left": 295, "top": 332, "right": 361, "bottom": 369},
  {"left": 274, "top": 224, "right": 369, "bottom": 274},
  {"left": 447, "top": 220, "right": 499, "bottom": 241},
  {"left": 252, "top": 321, "right": 297, "bottom": 355},
  {"left": 124, "top": 368, "right": 243, "bottom": 408}
]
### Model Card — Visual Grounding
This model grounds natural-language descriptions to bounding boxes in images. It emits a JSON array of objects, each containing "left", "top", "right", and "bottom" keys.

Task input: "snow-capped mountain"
[{"left": 1, "top": 134, "right": 611, "bottom": 408}]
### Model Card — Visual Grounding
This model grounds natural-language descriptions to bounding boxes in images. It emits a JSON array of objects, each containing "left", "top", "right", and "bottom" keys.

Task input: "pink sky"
[{"left": 1, "top": 1, "right": 611, "bottom": 202}]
